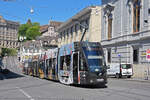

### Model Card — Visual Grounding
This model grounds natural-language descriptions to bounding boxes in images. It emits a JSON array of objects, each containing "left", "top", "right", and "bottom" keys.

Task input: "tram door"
[
  {"left": 35, "top": 61, "right": 38, "bottom": 76},
  {"left": 45, "top": 59, "right": 49, "bottom": 78},
  {"left": 73, "top": 52, "right": 79, "bottom": 84}
]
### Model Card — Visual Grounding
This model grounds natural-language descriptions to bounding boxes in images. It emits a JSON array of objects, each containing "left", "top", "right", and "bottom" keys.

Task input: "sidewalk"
[{"left": 125, "top": 77, "right": 150, "bottom": 83}]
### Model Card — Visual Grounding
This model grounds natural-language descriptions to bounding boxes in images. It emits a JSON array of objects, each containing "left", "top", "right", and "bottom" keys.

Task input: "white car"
[{"left": 107, "top": 63, "right": 133, "bottom": 78}]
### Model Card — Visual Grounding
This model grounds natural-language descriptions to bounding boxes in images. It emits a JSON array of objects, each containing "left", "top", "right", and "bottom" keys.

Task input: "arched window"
[{"left": 133, "top": 0, "right": 141, "bottom": 32}]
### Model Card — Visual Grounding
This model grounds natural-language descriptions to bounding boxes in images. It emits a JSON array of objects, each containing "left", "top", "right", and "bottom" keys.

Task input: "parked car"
[{"left": 107, "top": 63, "right": 133, "bottom": 78}]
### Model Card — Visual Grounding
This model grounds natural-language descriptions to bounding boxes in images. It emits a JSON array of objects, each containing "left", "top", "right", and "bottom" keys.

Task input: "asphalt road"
[
  {"left": 0, "top": 73, "right": 150, "bottom": 100},
  {"left": 0, "top": 57, "right": 150, "bottom": 100}
]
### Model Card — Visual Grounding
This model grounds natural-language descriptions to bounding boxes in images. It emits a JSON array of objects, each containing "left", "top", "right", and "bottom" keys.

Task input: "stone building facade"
[
  {"left": 57, "top": 6, "right": 102, "bottom": 47},
  {"left": 0, "top": 16, "right": 19, "bottom": 49},
  {"left": 101, "top": 0, "right": 150, "bottom": 79},
  {"left": 39, "top": 21, "right": 62, "bottom": 46}
]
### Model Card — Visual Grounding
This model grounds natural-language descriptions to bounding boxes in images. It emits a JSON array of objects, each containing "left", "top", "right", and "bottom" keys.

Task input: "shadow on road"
[
  {"left": 0, "top": 70, "right": 24, "bottom": 80},
  {"left": 70, "top": 84, "right": 108, "bottom": 89}
]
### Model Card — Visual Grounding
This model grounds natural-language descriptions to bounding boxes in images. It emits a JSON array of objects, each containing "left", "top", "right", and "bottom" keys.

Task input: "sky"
[{"left": 0, "top": 0, "right": 101, "bottom": 25}]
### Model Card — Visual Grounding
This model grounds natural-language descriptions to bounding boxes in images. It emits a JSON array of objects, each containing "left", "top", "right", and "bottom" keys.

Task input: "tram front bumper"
[{"left": 80, "top": 73, "right": 107, "bottom": 85}]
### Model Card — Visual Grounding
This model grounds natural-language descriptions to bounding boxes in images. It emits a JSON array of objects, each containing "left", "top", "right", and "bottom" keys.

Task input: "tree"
[
  {"left": 1, "top": 48, "right": 17, "bottom": 57},
  {"left": 18, "top": 20, "right": 41, "bottom": 41},
  {"left": 18, "top": 24, "right": 31, "bottom": 37},
  {"left": 26, "top": 25, "right": 40, "bottom": 40}
]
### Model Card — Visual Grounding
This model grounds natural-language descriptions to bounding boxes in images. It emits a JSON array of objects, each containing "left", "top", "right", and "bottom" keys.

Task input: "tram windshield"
[{"left": 81, "top": 42, "right": 104, "bottom": 72}]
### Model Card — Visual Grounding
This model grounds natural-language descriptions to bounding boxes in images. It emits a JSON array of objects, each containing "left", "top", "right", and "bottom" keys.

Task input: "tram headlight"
[
  {"left": 82, "top": 74, "right": 86, "bottom": 78},
  {"left": 95, "top": 68, "right": 99, "bottom": 72},
  {"left": 99, "top": 73, "right": 102, "bottom": 76},
  {"left": 82, "top": 71, "right": 86, "bottom": 78},
  {"left": 90, "top": 80, "right": 93, "bottom": 83}
]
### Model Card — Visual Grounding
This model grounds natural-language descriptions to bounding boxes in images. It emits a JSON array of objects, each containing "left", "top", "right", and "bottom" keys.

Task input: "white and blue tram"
[
  {"left": 58, "top": 42, "right": 107, "bottom": 85},
  {"left": 23, "top": 42, "right": 107, "bottom": 86}
]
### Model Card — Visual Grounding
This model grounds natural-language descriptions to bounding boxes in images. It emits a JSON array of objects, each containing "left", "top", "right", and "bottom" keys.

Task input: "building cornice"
[
  {"left": 56, "top": 6, "right": 98, "bottom": 32},
  {"left": 101, "top": 30, "right": 150, "bottom": 47}
]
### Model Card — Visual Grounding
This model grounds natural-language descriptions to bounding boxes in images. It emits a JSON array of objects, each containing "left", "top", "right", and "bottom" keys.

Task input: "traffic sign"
[{"left": 146, "top": 49, "right": 150, "bottom": 61}]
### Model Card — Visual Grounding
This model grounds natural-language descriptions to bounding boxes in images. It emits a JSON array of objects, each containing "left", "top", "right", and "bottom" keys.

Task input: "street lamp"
[
  {"left": 118, "top": 54, "right": 121, "bottom": 78},
  {"left": 19, "top": 36, "right": 26, "bottom": 62},
  {"left": 19, "top": 36, "right": 26, "bottom": 42},
  {"left": 72, "top": 19, "right": 88, "bottom": 42}
]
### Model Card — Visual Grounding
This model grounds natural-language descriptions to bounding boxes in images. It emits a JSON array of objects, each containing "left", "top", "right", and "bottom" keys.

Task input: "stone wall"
[{"left": 133, "top": 64, "right": 150, "bottom": 80}]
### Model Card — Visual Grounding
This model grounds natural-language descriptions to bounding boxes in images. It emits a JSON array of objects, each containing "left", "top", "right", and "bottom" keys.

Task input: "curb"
[{"left": 125, "top": 78, "right": 150, "bottom": 83}]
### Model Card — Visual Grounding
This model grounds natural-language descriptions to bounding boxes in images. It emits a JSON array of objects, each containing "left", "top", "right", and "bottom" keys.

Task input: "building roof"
[
  {"left": 49, "top": 21, "right": 63, "bottom": 28},
  {"left": 36, "top": 36, "right": 58, "bottom": 42},
  {"left": 40, "top": 21, "right": 62, "bottom": 34},
  {"left": 0, "top": 15, "right": 19, "bottom": 25},
  {"left": 40, "top": 25, "right": 49, "bottom": 33}
]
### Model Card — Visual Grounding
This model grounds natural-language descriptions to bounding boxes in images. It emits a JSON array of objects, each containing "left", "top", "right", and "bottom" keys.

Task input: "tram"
[
  {"left": 22, "top": 42, "right": 107, "bottom": 86},
  {"left": 58, "top": 42, "right": 107, "bottom": 85},
  {"left": 43, "top": 48, "right": 58, "bottom": 80}
]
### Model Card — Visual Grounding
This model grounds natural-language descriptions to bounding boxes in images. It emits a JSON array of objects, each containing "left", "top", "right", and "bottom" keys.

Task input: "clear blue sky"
[{"left": 0, "top": 0, "right": 101, "bottom": 25}]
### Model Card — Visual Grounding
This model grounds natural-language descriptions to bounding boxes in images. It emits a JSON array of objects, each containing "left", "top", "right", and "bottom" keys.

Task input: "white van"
[{"left": 107, "top": 63, "right": 133, "bottom": 78}]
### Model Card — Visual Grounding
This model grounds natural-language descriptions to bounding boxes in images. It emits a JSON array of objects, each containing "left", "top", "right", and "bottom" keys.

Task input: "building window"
[
  {"left": 71, "top": 26, "right": 73, "bottom": 40},
  {"left": 107, "top": 49, "right": 111, "bottom": 63},
  {"left": 108, "top": 14, "right": 112, "bottom": 39},
  {"left": 133, "top": 0, "right": 141, "bottom": 33},
  {"left": 60, "top": 32, "right": 63, "bottom": 39},
  {"left": 67, "top": 29, "right": 69, "bottom": 38},
  {"left": 85, "top": 19, "right": 89, "bottom": 30},
  {"left": 75, "top": 24, "right": 78, "bottom": 33},
  {"left": 133, "top": 48, "right": 139, "bottom": 63},
  {"left": 71, "top": 26, "right": 73, "bottom": 34},
  {"left": 63, "top": 30, "right": 65, "bottom": 39},
  {"left": 80, "top": 21, "right": 84, "bottom": 32}
]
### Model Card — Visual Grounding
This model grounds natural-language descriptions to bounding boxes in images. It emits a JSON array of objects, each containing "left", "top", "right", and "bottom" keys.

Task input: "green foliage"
[
  {"left": 18, "top": 20, "right": 41, "bottom": 41},
  {"left": 26, "top": 26, "right": 40, "bottom": 40},
  {"left": 1, "top": 48, "right": 17, "bottom": 57},
  {"left": 32, "top": 22, "right": 40, "bottom": 26}
]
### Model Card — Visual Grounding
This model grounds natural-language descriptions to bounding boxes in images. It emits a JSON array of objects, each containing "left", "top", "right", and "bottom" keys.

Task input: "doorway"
[
  {"left": 73, "top": 52, "right": 79, "bottom": 84},
  {"left": 133, "top": 48, "right": 139, "bottom": 64}
]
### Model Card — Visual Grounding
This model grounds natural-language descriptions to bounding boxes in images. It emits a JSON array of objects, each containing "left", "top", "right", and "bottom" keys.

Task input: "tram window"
[
  {"left": 46, "top": 59, "right": 49, "bottom": 67},
  {"left": 35, "top": 61, "right": 37, "bottom": 67},
  {"left": 39, "top": 62, "right": 41, "bottom": 67},
  {"left": 52, "top": 58, "right": 56, "bottom": 68},
  {"left": 60, "top": 55, "right": 71, "bottom": 71},
  {"left": 80, "top": 59, "right": 87, "bottom": 71},
  {"left": 33, "top": 62, "right": 35, "bottom": 68},
  {"left": 28, "top": 62, "right": 32, "bottom": 67},
  {"left": 60, "top": 56, "right": 64, "bottom": 70},
  {"left": 49, "top": 59, "right": 52, "bottom": 68},
  {"left": 42, "top": 61, "right": 45, "bottom": 68},
  {"left": 79, "top": 55, "right": 87, "bottom": 71},
  {"left": 65, "top": 55, "right": 71, "bottom": 70},
  {"left": 39, "top": 61, "right": 42, "bottom": 68}
]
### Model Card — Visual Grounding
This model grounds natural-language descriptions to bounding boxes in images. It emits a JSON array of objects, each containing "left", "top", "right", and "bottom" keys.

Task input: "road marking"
[{"left": 16, "top": 87, "right": 34, "bottom": 100}]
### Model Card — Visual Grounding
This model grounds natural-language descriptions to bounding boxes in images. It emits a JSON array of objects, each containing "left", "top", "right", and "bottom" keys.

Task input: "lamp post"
[
  {"left": 118, "top": 54, "right": 121, "bottom": 78},
  {"left": 19, "top": 36, "right": 26, "bottom": 62}
]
